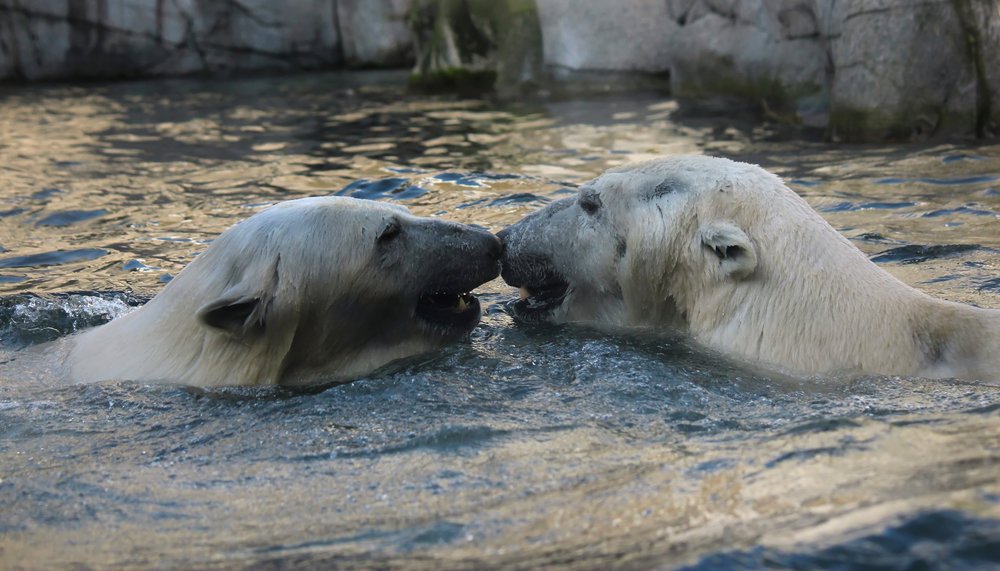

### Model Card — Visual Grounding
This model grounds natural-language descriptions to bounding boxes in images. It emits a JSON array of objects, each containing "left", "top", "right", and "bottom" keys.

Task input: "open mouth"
[
  {"left": 510, "top": 279, "right": 568, "bottom": 320},
  {"left": 415, "top": 290, "right": 482, "bottom": 333}
]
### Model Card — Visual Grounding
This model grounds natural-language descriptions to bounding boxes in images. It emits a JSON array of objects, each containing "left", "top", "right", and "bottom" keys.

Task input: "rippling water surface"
[{"left": 2, "top": 70, "right": 1000, "bottom": 569}]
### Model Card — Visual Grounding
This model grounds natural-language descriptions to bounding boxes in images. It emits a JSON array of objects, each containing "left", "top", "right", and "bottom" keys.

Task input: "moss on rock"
[
  {"left": 407, "top": 0, "right": 543, "bottom": 94},
  {"left": 672, "top": 56, "right": 824, "bottom": 125},
  {"left": 828, "top": 104, "right": 979, "bottom": 143}
]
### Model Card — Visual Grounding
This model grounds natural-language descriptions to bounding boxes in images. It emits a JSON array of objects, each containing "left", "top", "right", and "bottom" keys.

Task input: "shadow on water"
[
  {"left": 0, "top": 71, "right": 1000, "bottom": 569},
  {"left": 683, "top": 510, "right": 1000, "bottom": 571}
]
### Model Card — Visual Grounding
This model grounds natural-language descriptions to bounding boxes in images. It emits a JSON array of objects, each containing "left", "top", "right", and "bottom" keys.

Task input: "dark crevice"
[
  {"left": 330, "top": 0, "right": 345, "bottom": 66},
  {"left": 952, "top": 0, "right": 991, "bottom": 138},
  {"left": 222, "top": 0, "right": 282, "bottom": 29},
  {"left": 0, "top": 3, "right": 26, "bottom": 79},
  {"left": 844, "top": 1, "right": 952, "bottom": 23},
  {"left": 843, "top": 5, "right": 894, "bottom": 22}
]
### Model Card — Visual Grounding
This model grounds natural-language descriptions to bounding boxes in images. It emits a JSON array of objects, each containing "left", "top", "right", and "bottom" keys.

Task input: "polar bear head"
[
  {"left": 70, "top": 196, "right": 502, "bottom": 386},
  {"left": 499, "top": 155, "right": 1000, "bottom": 380},
  {"left": 498, "top": 155, "right": 809, "bottom": 328},
  {"left": 191, "top": 197, "right": 502, "bottom": 349}
]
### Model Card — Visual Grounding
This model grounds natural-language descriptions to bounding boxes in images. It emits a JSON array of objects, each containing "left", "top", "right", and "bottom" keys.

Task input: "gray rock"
[
  {"left": 534, "top": 0, "right": 998, "bottom": 139},
  {"left": 537, "top": 0, "right": 827, "bottom": 115},
  {"left": 825, "top": 0, "right": 977, "bottom": 140},
  {"left": 0, "top": 0, "right": 417, "bottom": 81},
  {"left": 338, "top": 0, "right": 414, "bottom": 67},
  {"left": 665, "top": 0, "right": 828, "bottom": 103},
  {"left": 537, "top": 0, "right": 672, "bottom": 72}
]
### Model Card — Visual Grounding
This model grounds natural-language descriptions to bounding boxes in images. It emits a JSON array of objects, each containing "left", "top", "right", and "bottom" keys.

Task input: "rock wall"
[
  {"left": 0, "top": 0, "right": 414, "bottom": 81},
  {"left": 533, "top": 0, "right": 999, "bottom": 141},
  {"left": 2, "top": 0, "right": 997, "bottom": 141}
]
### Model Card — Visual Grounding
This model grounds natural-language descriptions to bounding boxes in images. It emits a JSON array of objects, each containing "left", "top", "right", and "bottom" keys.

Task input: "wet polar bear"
[
  {"left": 68, "top": 196, "right": 501, "bottom": 387},
  {"left": 499, "top": 155, "right": 1000, "bottom": 381}
]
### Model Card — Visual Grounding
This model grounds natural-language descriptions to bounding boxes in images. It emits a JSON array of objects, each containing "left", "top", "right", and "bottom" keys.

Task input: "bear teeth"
[{"left": 519, "top": 287, "right": 531, "bottom": 300}]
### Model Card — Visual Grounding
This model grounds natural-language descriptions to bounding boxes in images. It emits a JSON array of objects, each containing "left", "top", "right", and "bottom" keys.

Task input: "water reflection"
[{"left": 1, "top": 71, "right": 999, "bottom": 569}]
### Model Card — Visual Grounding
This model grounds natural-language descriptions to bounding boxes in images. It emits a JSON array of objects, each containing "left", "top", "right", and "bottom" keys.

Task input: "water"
[{"left": 1, "top": 70, "right": 1000, "bottom": 569}]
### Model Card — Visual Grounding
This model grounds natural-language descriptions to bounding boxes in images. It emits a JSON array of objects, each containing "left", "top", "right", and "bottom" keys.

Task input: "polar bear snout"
[
  {"left": 410, "top": 220, "right": 502, "bottom": 293},
  {"left": 496, "top": 197, "right": 574, "bottom": 281},
  {"left": 401, "top": 220, "right": 502, "bottom": 337},
  {"left": 497, "top": 198, "right": 575, "bottom": 321}
]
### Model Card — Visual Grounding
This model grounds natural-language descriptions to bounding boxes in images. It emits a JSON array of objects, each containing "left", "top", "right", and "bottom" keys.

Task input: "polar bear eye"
[
  {"left": 579, "top": 191, "right": 602, "bottom": 216},
  {"left": 651, "top": 181, "right": 679, "bottom": 198},
  {"left": 377, "top": 218, "right": 402, "bottom": 244}
]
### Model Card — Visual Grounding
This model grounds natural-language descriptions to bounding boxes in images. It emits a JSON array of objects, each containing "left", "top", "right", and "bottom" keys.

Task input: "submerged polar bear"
[
  {"left": 68, "top": 196, "right": 501, "bottom": 387},
  {"left": 499, "top": 155, "right": 1000, "bottom": 381}
]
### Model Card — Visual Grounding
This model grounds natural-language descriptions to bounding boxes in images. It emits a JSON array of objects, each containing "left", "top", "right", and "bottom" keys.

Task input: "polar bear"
[
  {"left": 498, "top": 155, "right": 1000, "bottom": 381},
  {"left": 67, "top": 196, "right": 501, "bottom": 387}
]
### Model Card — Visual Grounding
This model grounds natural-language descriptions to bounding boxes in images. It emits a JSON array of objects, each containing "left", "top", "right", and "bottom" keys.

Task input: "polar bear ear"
[
  {"left": 197, "top": 256, "right": 280, "bottom": 336},
  {"left": 197, "top": 293, "right": 271, "bottom": 336},
  {"left": 699, "top": 221, "right": 757, "bottom": 280}
]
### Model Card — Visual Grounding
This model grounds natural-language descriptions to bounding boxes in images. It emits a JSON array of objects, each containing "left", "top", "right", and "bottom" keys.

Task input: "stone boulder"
[
  {"left": 824, "top": 0, "right": 994, "bottom": 141},
  {"left": 537, "top": 0, "right": 828, "bottom": 117}
]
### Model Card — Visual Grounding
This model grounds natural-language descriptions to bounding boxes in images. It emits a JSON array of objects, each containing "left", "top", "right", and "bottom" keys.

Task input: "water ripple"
[
  {"left": 0, "top": 248, "right": 108, "bottom": 269},
  {"left": 870, "top": 244, "right": 985, "bottom": 265},
  {"left": 36, "top": 209, "right": 108, "bottom": 227},
  {"left": 684, "top": 510, "right": 1000, "bottom": 570},
  {"left": 876, "top": 175, "right": 999, "bottom": 186},
  {"left": 0, "top": 71, "right": 999, "bottom": 570},
  {"left": 335, "top": 177, "right": 426, "bottom": 200}
]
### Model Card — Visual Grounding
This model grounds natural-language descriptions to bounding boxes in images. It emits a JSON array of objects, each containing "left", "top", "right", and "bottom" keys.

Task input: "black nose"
[
  {"left": 496, "top": 226, "right": 511, "bottom": 243},
  {"left": 486, "top": 233, "right": 503, "bottom": 261},
  {"left": 467, "top": 225, "right": 503, "bottom": 262}
]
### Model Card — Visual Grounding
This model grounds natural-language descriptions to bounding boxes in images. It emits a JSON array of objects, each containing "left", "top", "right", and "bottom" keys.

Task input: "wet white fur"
[
  {"left": 67, "top": 197, "right": 452, "bottom": 387},
  {"left": 553, "top": 155, "right": 1000, "bottom": 380}
]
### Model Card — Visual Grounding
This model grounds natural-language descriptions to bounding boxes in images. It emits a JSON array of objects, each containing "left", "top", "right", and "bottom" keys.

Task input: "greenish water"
[{"left": 1, "top": 70, "right": 999, "bottom": 569}]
